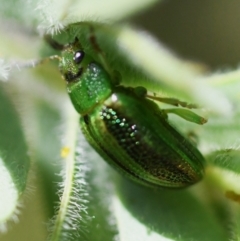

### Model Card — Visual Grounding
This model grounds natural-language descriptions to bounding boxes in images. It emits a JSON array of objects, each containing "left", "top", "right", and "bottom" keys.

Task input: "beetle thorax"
[
  {"left": 66, "top": 62, "right": 113, "bottom": 115},
  {"left": 59, "top": 43, "right": 113, "bottom": 115}
]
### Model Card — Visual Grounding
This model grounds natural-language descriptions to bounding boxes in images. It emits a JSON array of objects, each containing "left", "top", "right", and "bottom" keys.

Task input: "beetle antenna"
[
  {"left": 87, "top": 25, "right": 120, "bottom": 84},
  {"left": 44, "top": 35, "right": 65, "bottom": 50},
  {"left": 8, "top": 55, "right": 61, "bottom": 73}
]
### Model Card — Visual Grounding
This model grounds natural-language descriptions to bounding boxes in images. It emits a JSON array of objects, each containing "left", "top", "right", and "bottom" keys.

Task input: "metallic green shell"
[{"left": 80, "top": 86, "right": 205, "bottom": 188}]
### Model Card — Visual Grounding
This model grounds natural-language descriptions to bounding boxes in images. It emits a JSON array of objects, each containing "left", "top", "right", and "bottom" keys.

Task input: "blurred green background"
[{"left": 132, "top": 0, "right": 240, "bottom": 68}]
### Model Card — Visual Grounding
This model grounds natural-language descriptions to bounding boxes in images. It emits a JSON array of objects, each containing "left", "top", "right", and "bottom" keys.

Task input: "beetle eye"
[{"left": 74, "top": 50, "right": 85, "bottom": 64}]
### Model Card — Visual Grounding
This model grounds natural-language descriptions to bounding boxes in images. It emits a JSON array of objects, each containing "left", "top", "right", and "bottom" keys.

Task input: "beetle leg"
[
  {"left": 132, "top": 86, "right": 147, "bottom": 98},
  {"left": 146, "top": 94, "right": 199, "bottom": 109},
  {"left": 163, "top": 108, "right": 207, "bottom": 125}
]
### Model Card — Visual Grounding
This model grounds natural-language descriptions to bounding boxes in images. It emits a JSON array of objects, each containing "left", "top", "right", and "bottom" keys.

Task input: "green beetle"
[{"left": 57, "top": 36, "right": 206, "bottom": 188}]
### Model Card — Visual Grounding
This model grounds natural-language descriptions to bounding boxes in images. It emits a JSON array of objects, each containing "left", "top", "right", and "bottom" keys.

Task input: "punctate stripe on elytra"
[
  {"left": 99, "top": 105, "right": 195, "bottom": 185},
  {"left": 82, "top": 114, "right": 143, "bottom": 180}
]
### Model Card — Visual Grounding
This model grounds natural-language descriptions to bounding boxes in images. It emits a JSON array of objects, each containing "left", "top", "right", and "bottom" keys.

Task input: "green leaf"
[
  {"left": 0, "top": 85, "right": 30, "bottom": 226},
  {"left": 45, "top": 102, "right": 118, "bottom": 241},
  {"left": 35, "top": 0, "right": 161, "bottom": 34},
  {"left": 0, "top": 0, "right": 161, "bottom": 35},
  {"left": 115, "top": 179, "right": 230, "bottom": 241}
]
